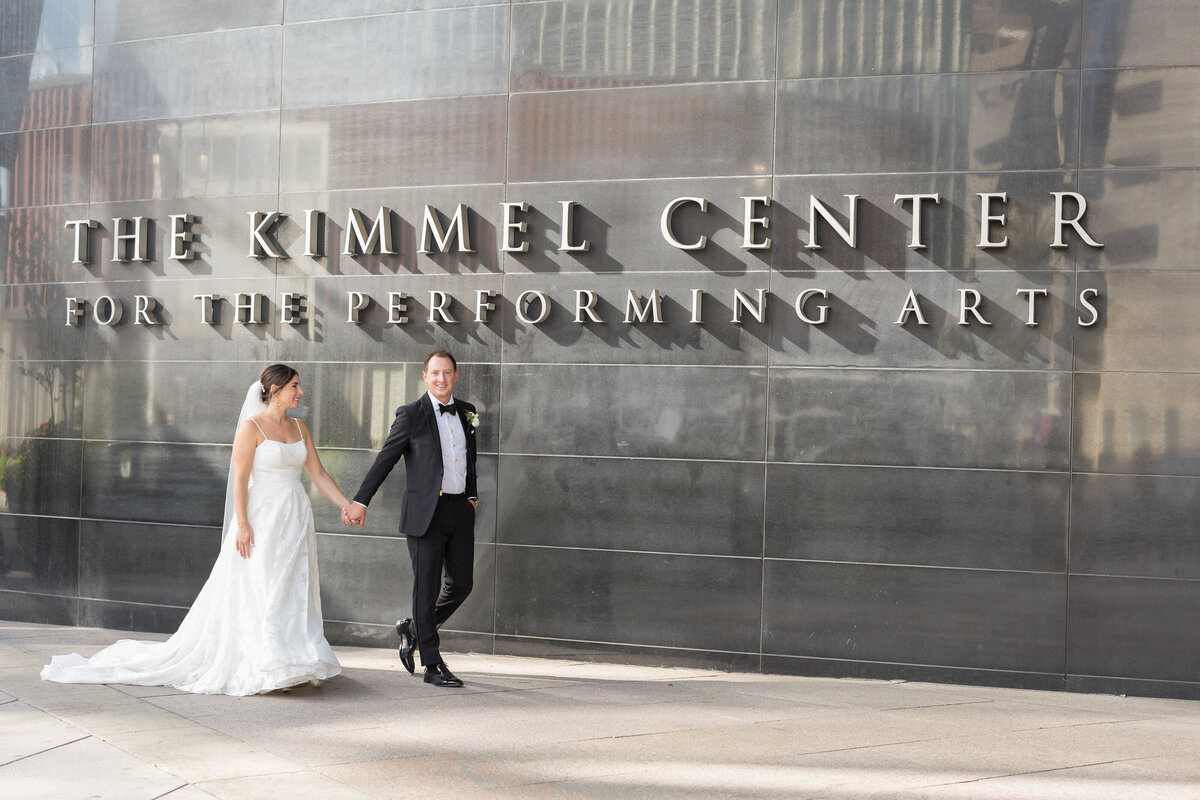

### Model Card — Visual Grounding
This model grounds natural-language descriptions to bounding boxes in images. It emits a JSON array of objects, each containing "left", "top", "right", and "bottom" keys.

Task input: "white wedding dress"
[{"left": 42, "top": 421, "right": 341, "bottom": 695}]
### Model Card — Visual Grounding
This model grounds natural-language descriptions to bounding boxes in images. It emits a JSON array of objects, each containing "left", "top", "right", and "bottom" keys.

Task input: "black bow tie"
[{"left": 437, "top": 402, "right": 456, "bottom": 415}]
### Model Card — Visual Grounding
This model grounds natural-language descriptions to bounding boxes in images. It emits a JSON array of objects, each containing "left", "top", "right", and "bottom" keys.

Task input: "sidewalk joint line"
[
  {"left": 0, "top": 734, "right": 91, "bottom": 768},
  {"left": 923, "top": 756, "right": 1161, "bottom": 789}
]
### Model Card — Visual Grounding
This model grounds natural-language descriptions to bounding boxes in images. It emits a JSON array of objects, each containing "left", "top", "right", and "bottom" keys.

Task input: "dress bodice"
[{"left": 252, "top": 438, "right": 306, "bottom": 484}]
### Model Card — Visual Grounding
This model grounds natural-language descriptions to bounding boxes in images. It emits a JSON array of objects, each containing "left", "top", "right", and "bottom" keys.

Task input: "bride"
[{"left": 42, "top": 364, "right": 350, "bottom": 695}]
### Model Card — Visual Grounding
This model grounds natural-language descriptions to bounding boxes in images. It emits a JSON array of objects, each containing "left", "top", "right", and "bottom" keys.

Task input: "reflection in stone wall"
[{"left": 1, "top": 0, "right": 1197, "bottom": 699}]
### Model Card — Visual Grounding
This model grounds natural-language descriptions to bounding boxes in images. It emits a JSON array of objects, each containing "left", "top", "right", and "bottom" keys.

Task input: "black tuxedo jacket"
[{"left": 352, "top": 394, "right": 478, "bottom": 538}]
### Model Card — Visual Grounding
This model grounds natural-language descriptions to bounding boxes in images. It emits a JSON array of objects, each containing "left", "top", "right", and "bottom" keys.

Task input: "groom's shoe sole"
[{"left": 396, "top": 618, "right": 415, "bottom": 674}]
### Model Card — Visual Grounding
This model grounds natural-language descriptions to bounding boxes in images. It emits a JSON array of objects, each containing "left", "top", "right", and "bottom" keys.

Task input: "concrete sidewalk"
[{"left": 1, "top": 620, "right": 1197, "bottom": 800}]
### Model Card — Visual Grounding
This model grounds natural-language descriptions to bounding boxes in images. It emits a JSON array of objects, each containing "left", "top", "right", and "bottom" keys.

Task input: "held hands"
[
  {"left": 341, "top": 504, "right": 365, "bottom": 527},
  {"left": 236, "top": 524, "right": 254, "bottom": 559}
]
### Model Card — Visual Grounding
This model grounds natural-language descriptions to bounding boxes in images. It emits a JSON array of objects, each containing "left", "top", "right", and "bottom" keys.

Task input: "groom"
[{"left": 342, "top": 350, "right": 478, "bottom": 688}]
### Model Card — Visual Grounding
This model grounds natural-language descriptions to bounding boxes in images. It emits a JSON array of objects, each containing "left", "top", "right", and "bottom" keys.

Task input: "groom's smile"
[{"left": 422, "top": 355, "right": 459, "bottom": 404}]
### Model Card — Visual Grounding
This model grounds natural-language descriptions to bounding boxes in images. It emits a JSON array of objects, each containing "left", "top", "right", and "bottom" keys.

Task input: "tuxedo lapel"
[
  {"left": 421, "top": 395, "right": 443, "bottom": 459},
  {"left": 457, "top": 405, "right": 476, "bottom": 459}
]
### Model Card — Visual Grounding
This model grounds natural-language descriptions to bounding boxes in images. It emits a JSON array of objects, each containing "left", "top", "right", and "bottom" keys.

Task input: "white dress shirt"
[{"left": 430, "top": 392, "right": 468, "bottom": 495}]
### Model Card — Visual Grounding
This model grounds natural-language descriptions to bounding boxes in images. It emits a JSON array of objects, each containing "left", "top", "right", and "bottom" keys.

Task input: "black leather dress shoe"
[
  {"left": 423, "top": 663, "right": 463, "bottom": 688},
  {"left": 395, "top": 618, "right": 415, "bottom": 674}
]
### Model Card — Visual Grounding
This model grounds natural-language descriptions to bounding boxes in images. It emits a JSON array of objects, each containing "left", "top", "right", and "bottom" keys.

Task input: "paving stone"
[{"left": 1, "top": 623, "right": 1198, "bottom": 800}]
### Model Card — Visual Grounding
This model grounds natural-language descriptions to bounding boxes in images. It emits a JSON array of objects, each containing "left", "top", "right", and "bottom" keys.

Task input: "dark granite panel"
[
  {"left": 305, "top": 448, "right": 402, "bottom": 537},
  {"left": 0, "top": 515, "right": 78, "bottom": 595},
  {"left": 274, "top": 186, "right": 503, "bottom": 276},
  {"left": 768, "top": 271, "right": 1075, "bottom": 370},
  {"left": 776, "top": 71, "right": 1079, "bottom": 174},
  {"left": 282, "top": 6, "right": 508, "bottom": 107},
  {"left": 0, "top": 589, "right": 77, "bottom": 627},
  {"left": 279, "top": 97, "right": 506, "bottom": 193},
  {"left": 765, "top": 464, "right": 1067, "bottom": 572},
  {"left": 93, "top": 28, "right": 282, "bottom": 122},
  {"left": 286, "top": 0, "right": 493, "bottom": 21},
  {"left": 0, "top": 282, "right": 88, "bottom": 363},
  {"left": 92, "top": 117, "right": 281, "bottom": 202},
  {"left": 1072, "top": 273, "right": 1200, "bottom": 374},
  {"left": 426, "top": 630, "right": 493, "bottom": 657},
  {"left": 779, "top": 0, "right": 1080, "bottom": 78},
  {"left": 77, "top": 196, "right": 279, "bottom": 278},
  {"left": 82, "top": 359, "right": 499, "bottom": 450},
  {"left": 1071, "top": 474, "right": 1200, "bottom": 580},
  {"left": 500, "top": 364, "right": 767, "bottom": 461},
  {"left": 312, "top": 532, "right": 407, "bottom": 622},
  {"left": 500, "top": 273, "right": 771, "bottom": 367},
  {"left": 0, "top": 437, "right": 82, "bottom": 517},
  {"left": 1081, "top": 67, "right": 1200, "bottom": 169},
  {"left": 0, "top": 0, "right": 92, "bottom": 58},
  {"left": 0, "top": 126, "right": 90, "bottom": 206},
  {"left": 1067, "top": 575, "right": 1200, "bottom": 684},
  {"left": 75, "top": 436, "right": 480, "bottom": 539},
  {"left": 771, "top": 172, "right": 1080, "bottom": 275},
  {"left": 313, "top": 451, "right": 497, "bottom": 544},
  {"left": 1076, "top": 168, "right": 1199, "bottom": 272},
  {"left": 0, "top": 358, "right": 83, "bottom": 439},
  {"left": 1073, "top": 373, "right": 1200, "bottom": 477},
  {"left": 0, "top": 48, "right": 91, "bottom": 133},
  {"left": 761, "top": 654, "right": 1067, "bottom": 692},
  {"left": 272, "top": 274, "right": 505, "bottom": 367},
  {"left": 768, "top": 368, "right": 1071, "bottom": 471},
  {"left": 496, "top": 635, "right": 761, "bottom": 674},
  {"left": 83, "top": 362, "right": 262, "bottom": 444},
  {"left": 511, "top": 0, "right": 776, "bottom": 90},
  {"left": 448, "top": 540, "right": 494, "bottom": 635},
  {"left": 77, "top": 597, "right": 188, "bottom": 634},
  {"left": 497, "top": 455, "right": 764, "bottom": 557},
  {"left": 0, "top": 204, "right": 89, "bottom": 284},
  {"left": 1083, "top": 0, "right": 1200, "bottom": 68},
  {"left": 78, "top": 520, "right": 220, "bottom": 606},
  {"left": 82, "top": 434, "right": 491, "bottom": 539},
  {"left": 81, "top": 277, "right": 278, "bottom": 364},
  {"left": 1065, "top": 674, "right": 1200, "bottom": 702},
  {"left": 495, "top": 545, "right": 762, "bottom": 653},
  {"left": 94, "top": 0, "right": 283, "bottom": 43},
  {"left": 322, "top": 619, "right": 393, "bottom": 648},
  {"left": 316, "top": 533, "right": 494, "bottom": 635},
  {"left": 508, "top": 82, "right": 774, "bottom": 182},
  {"left": 280, "top": 361, "right": 500, "bottom": 453},
  {"left": 502, "top": 177, "right": 773, "bottom": 275},
  {"left": 81, "top": 441, "right": 229, "bottom": 526},
  {"left": 762, "top": 560, "right": 1066, "bottom": 673}
]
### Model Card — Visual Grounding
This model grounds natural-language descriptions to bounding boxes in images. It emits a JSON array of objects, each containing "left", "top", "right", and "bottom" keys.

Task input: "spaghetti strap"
[
  {"left": 294, "top": 417, "right": 304, "bottom": 443},
  {"left": 249, "top": 418, "right": 266, "bottom": 436}
]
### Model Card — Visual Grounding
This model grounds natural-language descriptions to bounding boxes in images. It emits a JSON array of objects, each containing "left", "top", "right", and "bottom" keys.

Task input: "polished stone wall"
[{"left": 1, "top": 0, "right": 1198, "bottom": 699}]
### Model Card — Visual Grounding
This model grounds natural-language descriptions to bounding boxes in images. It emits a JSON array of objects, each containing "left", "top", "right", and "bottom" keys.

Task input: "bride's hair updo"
[{"left": 259, "top": 364, "right": 299, "bottom": 403}]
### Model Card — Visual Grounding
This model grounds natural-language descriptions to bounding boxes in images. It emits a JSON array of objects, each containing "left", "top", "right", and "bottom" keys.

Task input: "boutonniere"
[{"left": 462, "top": 411, "right": 480, "bottom": 430}]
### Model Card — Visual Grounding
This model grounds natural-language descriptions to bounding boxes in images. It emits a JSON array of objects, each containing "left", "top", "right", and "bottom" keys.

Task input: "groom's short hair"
[{"left": 423, "top": 349, "right": 457, "bottom": 370}]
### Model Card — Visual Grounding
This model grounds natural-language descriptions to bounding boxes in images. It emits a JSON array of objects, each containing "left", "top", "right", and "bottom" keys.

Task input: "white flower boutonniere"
[{"left": 463, "top": 411, "right": 480, "bottom": 429}]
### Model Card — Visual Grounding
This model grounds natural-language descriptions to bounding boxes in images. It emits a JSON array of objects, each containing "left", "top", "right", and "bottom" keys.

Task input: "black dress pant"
[{"left": 407, "top": 493, "right": 474, "bottom": 667}]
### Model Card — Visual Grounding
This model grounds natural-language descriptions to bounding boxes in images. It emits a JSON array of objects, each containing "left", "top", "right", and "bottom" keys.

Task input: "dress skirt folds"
[{"left": 41, "top": 437, "right": 340, "bottom": 696}]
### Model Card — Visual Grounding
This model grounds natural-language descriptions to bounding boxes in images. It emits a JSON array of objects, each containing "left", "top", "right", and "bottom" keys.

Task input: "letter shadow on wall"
[
  {"left": 202, "top": 296, "right": 274, "bottom": 343},
  {"left": 767, "top": 292, "right": 878, "bottom": 356},
  {"left": 772, "top": 197, "right": 971, "bottom": 278},
  {"left": 896, "top": 291, "right": 1072, "bottom": 365},
  {"left": 680, "top": 202, "right": 766, "bottom": 276},
  {"left": 510, "top": 203, "right": 619, "bottom": 273}
]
